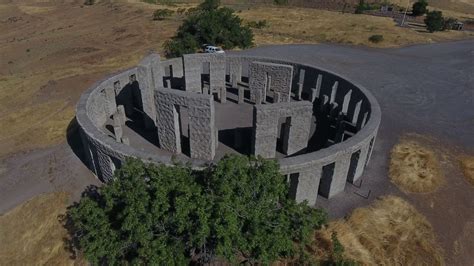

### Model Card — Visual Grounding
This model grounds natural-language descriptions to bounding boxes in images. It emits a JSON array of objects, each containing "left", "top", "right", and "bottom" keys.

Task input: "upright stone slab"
[
  {"left": 121, "top": 137, "right": 130, "bottom": 145},
  {"left": 249, "top": 61, "right": 293, "bottom": 104},
  {"left": 314, "top": 74, "right": 322, "bottom": 99},
  {"left": 238, "top": 87, "right": 244, "bottom": 104},
  {"left": 252, "top": 101, "right": 312, "bottom": 158},
  {"left": 330, "top": 81, "right": 338, "bottom": 104},
  {"left": 116, "top": 105, "right": 126, "bottom": 125},
  {"left": 220, "top": 87, "right": 227, "bottom": 103},
  {"left": 137, "top": 55, "right": 162, "bottom": 129},
  {"left": 342, "top": 90, "right": 352, "bottom": 114},
  {"left": 104, "top": 86, "right": 117, "bottom": 115},
  {"left": 183, "top": 54, "right": 225, "bottom": 94},
  {"left": 155, "top": 88, "right": 216, "bottom": 160},
  {"left": 296, "top": 69, "right": 305, "bottom": 100},
  {"left": 295, "top": 169, "right": 321, "bottom": 205},
  {"left": 274, "top": 92, "right": 281, "bottom": 103},
  {"left": 327, "top": 153, "right": 351, "bottom": 198},
  {"left": 228, "top": 56, "right": 242, "bottom": 86},
  {"left": 352, "top": 100, "right": 362, "bottom": 124}
]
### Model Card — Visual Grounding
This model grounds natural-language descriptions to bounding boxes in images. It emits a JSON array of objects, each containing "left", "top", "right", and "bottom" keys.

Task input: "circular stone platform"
[{"left": 76, "top": 53, "right": 381, "bottom": 205}]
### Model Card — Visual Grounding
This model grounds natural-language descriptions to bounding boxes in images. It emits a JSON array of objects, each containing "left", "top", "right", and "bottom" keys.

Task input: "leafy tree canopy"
[
  {"left": 68, "top": 155, "right": 327, "bottom": 264},
  {"left": 412, "top": 0, "right": 428, "bottom": 16},
  {"left": 425, "top": 10, "right": 445, "bottom": 32},
  {"left": 164, "top": 0, "right": 254, "bottom": 58}
]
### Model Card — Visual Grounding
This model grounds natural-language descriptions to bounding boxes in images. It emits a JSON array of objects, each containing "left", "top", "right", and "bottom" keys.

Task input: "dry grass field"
[
  {"left": 0, "top": 192, "right": 84, "bottom": 265},
  {"left": 312, "top": 196, "right": 444, "bottom": 265},
  {"left": 238, "top": 7, "right": 473, "bottom": 48},
  {"left": 460, "top": 156, "right": 474, "bottom": 185},
  {"left": 389, "top": 138, "right": 444, "bottom": 193}
]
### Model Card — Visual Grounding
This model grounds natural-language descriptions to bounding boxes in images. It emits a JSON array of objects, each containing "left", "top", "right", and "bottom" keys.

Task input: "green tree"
[
  {"left": 412, "top": 0, "right": 428, "bottom": 16},
  {"left": 68, "top": 159, "right": 210, "bottom": 264},
  {"left": 164, "top": 0, "right": 253, "bottom": 57},
  {"left": 68, "top": 155, "right": 327, "bottom": 264},
  {"left": 425, "top": 10, "right": 444, "bottom": 32},
  {"left": 206, "top": 155, "right": 326, "bottom": 263}
]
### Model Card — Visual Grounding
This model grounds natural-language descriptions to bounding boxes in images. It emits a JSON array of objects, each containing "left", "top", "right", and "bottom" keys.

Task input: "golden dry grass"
[
  {"left": 0, "top": 1, "right": 184, "bottom": 158},
  {"left": 0, "top": 192, "right": 83, "bottom": 265},
  {"left": 312, "top": 196, "right": 444, "bottom": 265},
  {"left": 459, "top": 156, "right": 474, "bottom": 186},
  {"left": 238, "top": 7, "right": 474, "bottom": 47},
  {"left": 389, "top": 138, "right": 444, "bottom": 193}
]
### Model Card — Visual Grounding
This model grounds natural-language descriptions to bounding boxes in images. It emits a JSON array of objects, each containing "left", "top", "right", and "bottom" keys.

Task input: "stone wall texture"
[
  {"left": 249, "top": 61, "right": 293, "bottom": 103},
  {"left": 76, "top": 53, "right": 381, "bottom": 205}
]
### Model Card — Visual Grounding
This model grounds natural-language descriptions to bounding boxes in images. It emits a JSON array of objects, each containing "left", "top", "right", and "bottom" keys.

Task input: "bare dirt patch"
[
  {"left": 0, "top": 192, "right": 83, "bottom": 265},
  {"left": 389, "top": 137, "right": 444, "bottom": 193},
  {"left": 312, "top": 196, "right": 444, "bottom": 265},
  {"left": 459, "top": 156, "right": 474, "bottom": 186}
]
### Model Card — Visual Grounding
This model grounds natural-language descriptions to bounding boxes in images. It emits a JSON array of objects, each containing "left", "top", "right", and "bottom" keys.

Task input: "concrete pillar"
[
  {"left": 137, "top": 57, "right": 158, "bottom": 129},
  {"left": 296, "top": 83, "right": 303, "bottom": 100},
  {"left": 274, "top": 92, "right": 281, "bottom": 103},
  {"left": 117, "top": 105, "right": 126, "bottom": 125},
  {"left": 231, "top": 73, "right": 238, "bottom": 88},
  {"left": 220, "top": 87, "right": 227, "bottom": 103},
  {"left": 104, "top": 86, "right": 117, "bottom": 115},
  {"left": 328, "top": 153, "right": 351, "bottom": 198},
  {"left": 297, "top": 69, "right": 305, "bottom": 101},
  {"left": 320, "top": 95, "right": 329, "bottom": 112},
  {"left": 311, "top": 88, "right": 318, "bottom": 103},
  {"left": 166, "top": 79, "right": 171, "bottom": 89},
  {"left": 113, "top": 81, "right": 121, "bottom": 96},
  {"left": 295, "top": 169, "right": 321, "bottom": 205},
  {"left": 365, "top": 136, "right": 376, "bottom": 165},
  {"left": 121, "top": 137, "right": 130, "bottom": 145},
  {"left": 330, "top": 81, "right": 338, "bottom": 104},
  {"left": 315, "top": 74, "right": 322, "bottom": 98},
  {"left": 113, "top": 116, "right": 123, "bottom": 142},
  {"left": 255, "top": 89, "right": 262, "bottom": 104},
  {"left": 342, "top": 90, "right": 352, "bottom": 114},
  {"left": 352, "top": 100, "right": 362, "bottom": 124},
  {"left": 357, "top": 112, "right": 368, "bottom": 130},
  {"left": 354, "top": 143, "right": 370, "bottom": 182},
  {"left": 238, "top": 87, "right": 244, "bottom": 104},
  {"left": 335, "top": 119, "right": 345, "bottom": 143}
]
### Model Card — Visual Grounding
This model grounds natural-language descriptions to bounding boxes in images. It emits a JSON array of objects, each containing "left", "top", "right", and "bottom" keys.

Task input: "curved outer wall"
[{"left": 76, "top": 54, "right": 380, "bottom": 205}]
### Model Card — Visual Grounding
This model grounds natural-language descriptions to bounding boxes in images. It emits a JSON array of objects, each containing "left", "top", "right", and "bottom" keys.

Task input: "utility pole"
[{"left": 400, "top": 0, "right": 410, "bottom": 26}]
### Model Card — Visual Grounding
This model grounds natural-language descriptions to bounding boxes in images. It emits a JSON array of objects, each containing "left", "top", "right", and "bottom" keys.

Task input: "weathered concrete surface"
[
  {"left": 183, "top": 53, "right": 225, "bottom": 93},
  {"left": 252, "top": 101, "right": 313, "bottom": 158},
  {"left": 249, "top": 61, "right": 293, "bottom": 103}
]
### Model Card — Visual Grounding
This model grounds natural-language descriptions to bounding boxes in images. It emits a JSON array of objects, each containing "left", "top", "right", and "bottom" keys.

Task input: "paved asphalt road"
[{"left": 236, "top": 40, "right": 474, "bottom": 216}]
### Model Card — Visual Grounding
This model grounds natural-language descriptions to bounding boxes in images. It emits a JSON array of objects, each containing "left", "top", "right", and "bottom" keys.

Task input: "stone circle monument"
[{"left": 76, "top": 53, "right": 381, "bottom": 205}]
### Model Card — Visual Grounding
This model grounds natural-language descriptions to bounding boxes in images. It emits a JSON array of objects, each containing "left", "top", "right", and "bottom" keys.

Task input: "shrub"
[
  {"left": 67, "top": 156, "right": 327, "bottom": 264},
  {"left": 274, "top": 0, "right": 288, "bottom": 5},
  {"left": 368, "top": 34, "right": 384, "bottom": 43},
  {"left": 425, "top": 10, "right": 444, "bottom": 32},
  {"left": 153, "top": 8, "right": 174, "bottom": 20},
  {"left": 247, "top": 20, "right": 268, "bottom": 29},
  {"left": 84, "top": 0, "right": 94, "bottom": 5},
  {"left": 355, "top": 0, "right": 380, "bottom": 14},
  {"left": 412, "top": 0, "right": 428, "bottom": 16},
  {"left": 443, "top": 17, "right": 457, "bottom": 30}
]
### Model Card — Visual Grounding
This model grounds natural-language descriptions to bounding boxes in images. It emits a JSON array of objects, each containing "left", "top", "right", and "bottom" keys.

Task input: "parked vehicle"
[{"left": 203, "top": 45, "right": 225, "bottom": 54}]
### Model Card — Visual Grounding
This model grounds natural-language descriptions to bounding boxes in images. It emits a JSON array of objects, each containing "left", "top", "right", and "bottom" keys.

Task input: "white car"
[{"left": 204, "top": 45, "right": 225, "bottom": 54}]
